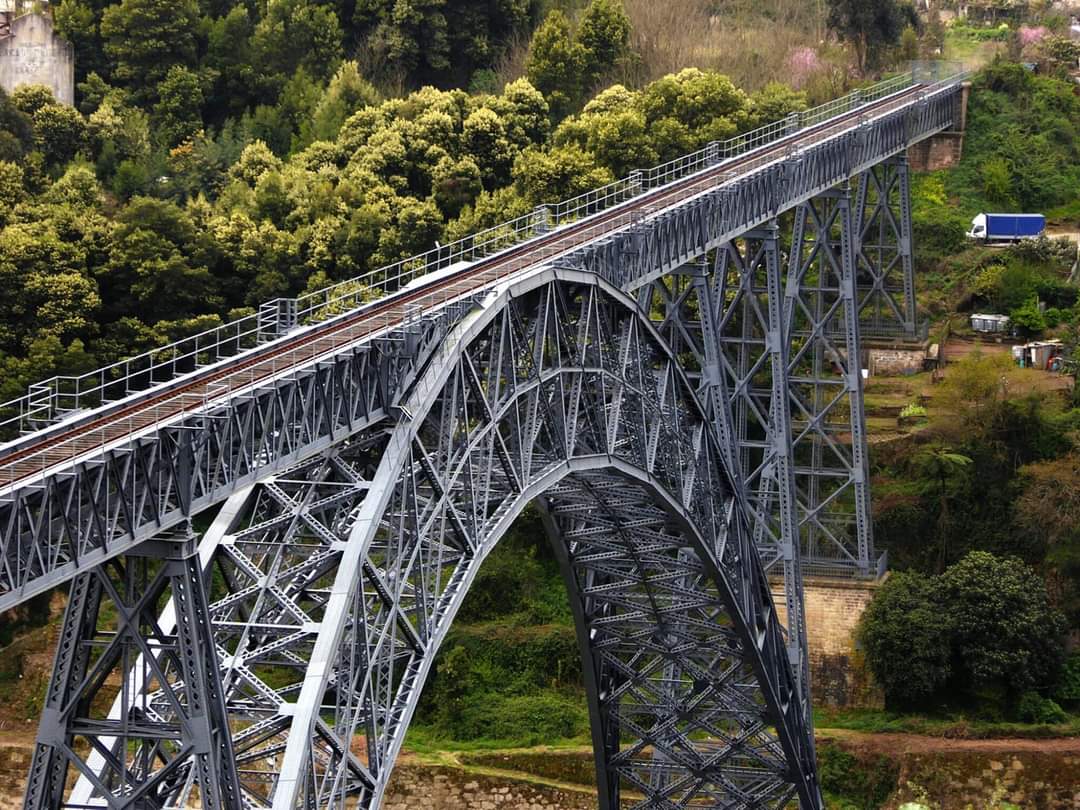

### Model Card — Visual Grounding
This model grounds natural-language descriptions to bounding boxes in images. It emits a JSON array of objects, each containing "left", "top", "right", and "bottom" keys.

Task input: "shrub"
[
  {"left": 858, "top": 571, "right": 952, "bottom": 708},
  {"left": 1016, "top": 691, "right": 1068, "bottom": 724},
  {"left": 1054, "top": 654, "right": 1080, "bottom": 708},
  {"left": 860, "top": 553, "right": 1068, "bottom": 711},
  {"left": 899, "top": 402, "right": 927, "bottom": 420}
]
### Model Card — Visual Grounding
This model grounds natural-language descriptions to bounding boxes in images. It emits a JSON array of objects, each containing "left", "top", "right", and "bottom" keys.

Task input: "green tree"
[
  {"left": 99, "top": 197, "right": 218, "bottom": 323},
  {"left": 53, "top": 0, "right": 109, "bottom": 86},
  {"left": 940, "top": 551, "right": 1066, "bottom": 699},
  {"left": 826, "top": 0, "right": 905, "bottom": 74},
  {"left": 0, "top": 161, "right": 24, "bottom": 225},
  {"left": 980, "top": 155, "right": 1015, "bottom": 206},
  {"left": 100, "top": 0, "right": 200, "bottom": 100},
  {"left": 305, "top": 61, "right": 379, "bottom": 144},
  {"left": 153, "top": 65, "right": 204, "bottom": 147},
  {"left": 229, "top": 140, "right": 283, "bottom": 187},
  {"left": 430, "top": 155, "right": 482, "bottom": 219},
  {"left": 858, "top": 571, "right": 952, "bottom": 707},
  {"left": 24, "top": 271, "right": 101, "bottom": 344},
  {"left": 12, "top": 84, "right": 57, "bottom": 116},
  {"left": 0, "top": 87, "right": 32, "bottom": 160},
  {"left": 638, "top": 68, "right": 748, "bottom": 156},
  {"left": 367, "top": 0, "right": 450, "bottom": 85},
  {"left": 204, "top": 6, "right": 257, "bottom": 120},
  {"left": 1015, "top": 453, "right": 1080, "bottom": 627},
  {"left": 936, "top": 350, "right": 1011, "bottom": 436},
  {"left": 558, "top": 107, "right": 656, "bottom": 177},
  {"left": 1010, "top": 294, "right": 1047, "bottom": 337},
  {"left": 914, "top": 446, "right": 973, "bottom": 571},
  {"left": 32, "top": 104, "right": 87, "bottom": 167},
  {"left": 251, "top": 0, "right": 345, "bottom": 89},
  {"left": 462, "top": 107, "right": 516, "bottom": 188},
  {"left": 526, "top": 10, "right": 587, "bottom": 120},
  {"left": 748, "top": 82, "right": 807, "bottom": 129},
  {"left": 577, "top": 0, "right": 631, "bottom": 87},
  {"left": 898, "top": 24, "right": 919, "bottom": 62},
  {"left": 512, "top": 144, "right": 614, "bottom": 205},
  {"left": 492, "top": 78, "right": 550, "bottom": 149}
]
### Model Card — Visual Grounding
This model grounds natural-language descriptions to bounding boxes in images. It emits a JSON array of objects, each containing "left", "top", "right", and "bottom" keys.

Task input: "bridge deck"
[{"left": 0, "top": 82, "right": 943, "bottom": 495}]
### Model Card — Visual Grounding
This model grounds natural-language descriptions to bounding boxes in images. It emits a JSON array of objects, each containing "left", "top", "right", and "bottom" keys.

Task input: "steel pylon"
[
  {"left": 785, "top": 187, "right": 874, "bottom": 576},
  {"left": 23, "top": 529, "right": 242, "bottom": 810}
]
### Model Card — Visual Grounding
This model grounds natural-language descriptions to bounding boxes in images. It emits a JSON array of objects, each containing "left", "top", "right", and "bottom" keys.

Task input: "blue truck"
[{"left": 966, "top": 212, "right": 1046, "bottom": 242}]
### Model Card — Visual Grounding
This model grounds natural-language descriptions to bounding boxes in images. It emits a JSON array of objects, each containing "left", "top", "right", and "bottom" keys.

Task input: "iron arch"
[{"left": 66, "top": 270, "right": 820, "bottom": 810}]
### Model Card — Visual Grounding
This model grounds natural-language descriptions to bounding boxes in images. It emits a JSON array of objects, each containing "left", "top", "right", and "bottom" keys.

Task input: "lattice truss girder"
[
  {"left": 0, "top": 300, "right": 477, "bottom": 614},
  {"left": 633, "top": 226, "right": 813, "bottom": 734},
  {"left": 575, "top": 91, "right": 957, "bottom": 295},
  {"left": 633, "top": 186, "right": 876, "bottom": 575},
  {"left": 42, "top": 273, "right": 820, "bottom": 810}
]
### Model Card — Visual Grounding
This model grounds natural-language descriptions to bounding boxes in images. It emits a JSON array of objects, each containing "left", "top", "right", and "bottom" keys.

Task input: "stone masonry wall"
[
  {"left": 771, "top": 577, "right": 885, "bottom": 709},
  {"left": 868, "top": 347, "right": 927, "bottom": 376},
  {"left": 907, "top": 132, "right": 964, "bottom": 172},
  {"left": 383, "top": 765, "right": 599, "bottom": 810},
  {"left": 887, "top": 750, "right": 1080, "bottom": 809}
]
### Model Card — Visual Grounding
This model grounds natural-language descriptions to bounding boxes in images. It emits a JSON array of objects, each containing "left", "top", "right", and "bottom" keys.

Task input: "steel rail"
[{"left": 0, "top": 81, "right": 936, "bottom": 492}]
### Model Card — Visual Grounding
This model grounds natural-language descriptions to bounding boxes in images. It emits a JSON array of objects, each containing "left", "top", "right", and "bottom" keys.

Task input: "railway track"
[{"left": 0, "top": 82, "right": 930, "bottom": 491}]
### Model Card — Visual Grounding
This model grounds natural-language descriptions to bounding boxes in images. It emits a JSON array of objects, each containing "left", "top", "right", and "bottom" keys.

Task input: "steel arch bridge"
[{"left": 0, "top": 64, "right": 967, "bottom": 810}]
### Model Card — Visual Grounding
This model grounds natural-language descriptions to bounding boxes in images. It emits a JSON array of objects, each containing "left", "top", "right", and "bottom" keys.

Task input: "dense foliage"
[
  {"left": 859, "top": 552, "right": 1067, "bottom": 713},
  {"left": 414, "top": 507, "right": 590, "bottom": 744},
  {"left": 0, "top": 50, "right": 804, "bottom": 411}
]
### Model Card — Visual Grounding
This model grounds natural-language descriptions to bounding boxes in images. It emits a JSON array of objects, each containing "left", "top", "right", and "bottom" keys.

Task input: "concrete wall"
[
  {"left": 0, "top": 13, "right": 74, "bottom": 106},
  {"left": 772, "top": 576, "right": 885, "bottom": 709}
]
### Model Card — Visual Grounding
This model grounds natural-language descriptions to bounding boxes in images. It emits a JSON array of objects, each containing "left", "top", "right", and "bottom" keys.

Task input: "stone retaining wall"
[
  {"left": 383, "top": 765, "right": 598, "bottom": 810},
  {"left": 772, "top": 576, "right": 885, "bottom": 709}
]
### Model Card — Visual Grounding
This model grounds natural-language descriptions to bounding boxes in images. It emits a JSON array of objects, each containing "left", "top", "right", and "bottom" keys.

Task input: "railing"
[
  {"left": 825, "top": 317, "right": 932, "bottom": 342},
  {"left": 801, "top": 549, "right": 888, "bottom": 580},
  {"left": 0, "top": 62, "right": 966, "bottom": 440}
]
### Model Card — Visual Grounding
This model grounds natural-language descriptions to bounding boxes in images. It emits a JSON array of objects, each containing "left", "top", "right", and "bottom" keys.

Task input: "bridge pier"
[
  {"left": 785, "top": 187, "right": 874, "bottom": 577},
  {"left": 24, "top": 529, "right": 241, "bottom": 810}
]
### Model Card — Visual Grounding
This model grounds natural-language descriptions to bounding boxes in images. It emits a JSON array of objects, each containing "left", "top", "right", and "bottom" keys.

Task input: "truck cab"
[{"left": 966, "top": 213, "right": 987, "bottom": 240}]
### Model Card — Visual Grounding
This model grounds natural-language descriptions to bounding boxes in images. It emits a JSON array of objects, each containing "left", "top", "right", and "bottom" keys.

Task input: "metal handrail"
[{"left": 0, "top": 62, "right": 966, "bottom": 439}]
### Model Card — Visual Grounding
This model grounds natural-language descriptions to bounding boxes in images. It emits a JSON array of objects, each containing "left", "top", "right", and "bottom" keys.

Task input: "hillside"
[{"left": 1, "top": 0, "right": 1080, "bottom": 803}]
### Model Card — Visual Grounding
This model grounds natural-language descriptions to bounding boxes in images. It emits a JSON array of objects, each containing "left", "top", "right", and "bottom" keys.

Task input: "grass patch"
[
  {"left": 815, "top": 707, "right": 1080, "bottom": 739},
  {"left": 404, "top": 724, "right": 591, "bottom": 755}
]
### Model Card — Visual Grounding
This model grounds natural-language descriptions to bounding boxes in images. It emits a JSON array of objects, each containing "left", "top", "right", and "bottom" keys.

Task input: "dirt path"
[{"left": 818, "top": 728, "right": 1080, "bottom": 754}]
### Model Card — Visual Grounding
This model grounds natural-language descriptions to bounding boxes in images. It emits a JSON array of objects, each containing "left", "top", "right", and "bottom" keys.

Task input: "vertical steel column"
[
  {"left": 854, "top": 155, "right": 918, "bottom": 339},
  {"left": 785, "top": 186, "right": 874, "bottom": 575},
  {"left": 698, "top": 223, "right": 812, "bottom": 735},
  {"left": 23, "top": 531, "right": 242, "bottom": 810}
]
